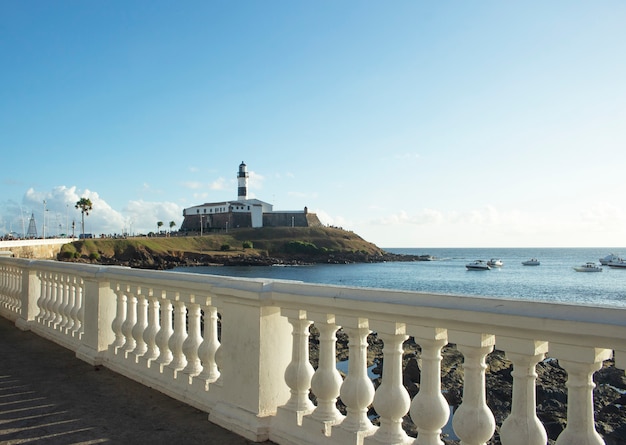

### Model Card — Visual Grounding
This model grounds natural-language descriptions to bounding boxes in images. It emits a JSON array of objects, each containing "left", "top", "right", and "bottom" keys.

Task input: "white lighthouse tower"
[{"left": 237, "top": 161, "right": 249, "bottom": 200}]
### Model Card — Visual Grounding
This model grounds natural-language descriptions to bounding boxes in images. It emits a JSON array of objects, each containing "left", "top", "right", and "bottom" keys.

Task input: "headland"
[{"left": 56, "top": 226, "right": 431, "bottom": 269}]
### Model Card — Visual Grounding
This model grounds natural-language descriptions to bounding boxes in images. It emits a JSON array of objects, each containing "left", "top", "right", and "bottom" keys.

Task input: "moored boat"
[
  {"left": 608, "top": 259, "right": 626, "bottom": 269},
  {"left": 466, "top": 260, "right": 491, "bottom": 270},
  {"left": 600, "top": 253, "right": 623, "bottom": 265},
  {"left": 573, "top": 262, "right": 602, "bottom": 272},
  {"left": 487, "top": 258, "right": 503, "bottom": 267},
  {"left": 522, "top": 258, "right": 540, "bottom": 266}
]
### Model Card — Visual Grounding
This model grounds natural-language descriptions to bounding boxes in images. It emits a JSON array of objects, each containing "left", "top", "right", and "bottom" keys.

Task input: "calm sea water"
[{"left": 173, "top": 248, "right": 626, "bottom": 308}]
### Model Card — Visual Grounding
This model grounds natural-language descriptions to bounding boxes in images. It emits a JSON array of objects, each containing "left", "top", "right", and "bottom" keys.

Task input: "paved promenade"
[{"left": 0, "top": 316, "right": 270, "bottom": 445}]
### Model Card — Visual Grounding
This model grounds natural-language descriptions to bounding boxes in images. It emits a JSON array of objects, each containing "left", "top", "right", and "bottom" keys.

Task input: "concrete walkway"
[{"left": 0, "top": 316, "right": 271, "bottom": 445}]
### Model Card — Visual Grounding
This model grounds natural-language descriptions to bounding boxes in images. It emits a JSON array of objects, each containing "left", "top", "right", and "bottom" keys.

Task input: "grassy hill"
[{"left": 58, "top": 226, "right": 394, "bottom": 268}]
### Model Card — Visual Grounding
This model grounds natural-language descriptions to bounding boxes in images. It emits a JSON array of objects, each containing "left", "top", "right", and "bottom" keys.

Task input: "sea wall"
[{"left": 0, "top": 239, "right": 70, "bottom": 259}]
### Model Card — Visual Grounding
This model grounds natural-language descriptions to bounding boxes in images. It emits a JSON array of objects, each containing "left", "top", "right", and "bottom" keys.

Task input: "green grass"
[{"left": 59, "top": 226, "right": 384, "bottom": 259}]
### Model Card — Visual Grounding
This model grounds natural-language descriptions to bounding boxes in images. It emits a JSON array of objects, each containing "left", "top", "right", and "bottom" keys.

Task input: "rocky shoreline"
[
  {"left": 81, "top": 246, "right": 432, "bottom": 270},
  {"left": 310, "top": 329, "right": 626, "bottom": 445}
]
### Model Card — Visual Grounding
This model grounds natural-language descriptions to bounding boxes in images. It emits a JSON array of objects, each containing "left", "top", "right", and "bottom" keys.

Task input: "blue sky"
[{"left": 1, "top": 1, "right": 625, "bottom": 247}]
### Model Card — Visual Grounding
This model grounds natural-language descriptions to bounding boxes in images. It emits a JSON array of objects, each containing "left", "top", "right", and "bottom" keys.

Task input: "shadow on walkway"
[{"left": 0, "top": 316, "right": 268, "bottom": 444}]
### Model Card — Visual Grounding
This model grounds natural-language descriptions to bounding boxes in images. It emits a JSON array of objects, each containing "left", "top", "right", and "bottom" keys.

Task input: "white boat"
[
  {"left": 487, "top": 258, "right": 503, "bottom": 267},
  {"left": 522, "top": 258, "right": 540, "bottom": 266},
  {"left": 600, "top": 253, "right": 623, "bottom": 265},
  {"left": 608, "top": 259, "right": 626, "bottom": 269},
  {"left": 466, "top": 260, "right": 491, "bottom": 270},
  {"left": 573, "top": 262, "right": 602, "bottom": 272}
]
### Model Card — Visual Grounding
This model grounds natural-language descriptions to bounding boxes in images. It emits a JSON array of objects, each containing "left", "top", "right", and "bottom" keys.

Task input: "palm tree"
[
  {"left": 75, "top": 197, "right": 93, "bottom": 238},
  {"left": 169, "top": 220, "right": 176, "bottom": 234},
  {"left": 157, "top": 221, "right": 164, "bottom": 235}
]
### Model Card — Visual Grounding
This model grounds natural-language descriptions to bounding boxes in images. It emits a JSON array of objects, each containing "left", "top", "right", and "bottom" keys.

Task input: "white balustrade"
[
  {"left": 1, "top": 257, "right": 625, "bottom": 445},
  {"left": 0, "top": 264, "right": 22, "bottom": 316}
]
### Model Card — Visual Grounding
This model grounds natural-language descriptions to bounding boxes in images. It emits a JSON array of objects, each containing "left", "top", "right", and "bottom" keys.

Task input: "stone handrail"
[{"left": 0, "top": 257, "right": 624, "bottom": 445}]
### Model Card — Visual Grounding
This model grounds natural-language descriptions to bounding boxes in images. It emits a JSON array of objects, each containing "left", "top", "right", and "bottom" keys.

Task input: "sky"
[{"left": 1, "top": 1, "right": 625, "bottom": 248}]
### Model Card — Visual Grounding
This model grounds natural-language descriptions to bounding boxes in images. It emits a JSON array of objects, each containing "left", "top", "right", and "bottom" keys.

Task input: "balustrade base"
[
  {"left": 15, "top": 317, "right": 31, "bottom": 331},
  {"left": 301, "top": 412, "right": 343, "bottom": 439},
  {"left": 326, "top": 422, "right": 377, "bottom": 445},
  {"left": 76, "top": 344, "right": 105, "bottom": 366},
  {"left": 270, "top": 406, "right": 321, "bottom": 445},
  {"left": 209, "top": 401, "right": 272, "bottom": 443}
]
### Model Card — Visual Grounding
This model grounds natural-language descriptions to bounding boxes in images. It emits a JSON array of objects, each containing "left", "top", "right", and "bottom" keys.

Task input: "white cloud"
[
  {"left": 182, "top": 181, "right": 205, "bottom": 190},
  {"left": 311, "top": 208, "right": 352, "bottom": 230},
  {"left": 288, "top": 191, "right": 319, "bottom": 200},
  {"left": 209, "top": 178, "right": 228, "bottom": 190},
  {"left": 123, "top": 200, "right": 183, "bottom": 235},
  {"left": 248, "top": 171, "right": 265, "bottom": 190}
]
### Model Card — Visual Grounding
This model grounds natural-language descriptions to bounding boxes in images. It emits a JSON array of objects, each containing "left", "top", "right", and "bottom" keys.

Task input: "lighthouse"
[{"left": 237, "top": 161, "right": 249, "bottom": 200}]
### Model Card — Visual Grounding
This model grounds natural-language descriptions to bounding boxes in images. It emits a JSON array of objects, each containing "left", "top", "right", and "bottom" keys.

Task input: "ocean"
[{"left": 173, "top": 247, "right": 626, "bottom": 308}]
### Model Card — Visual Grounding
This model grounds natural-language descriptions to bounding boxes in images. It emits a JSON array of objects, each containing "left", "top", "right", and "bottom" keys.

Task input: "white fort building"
[{"left": 180, "top": 162, "right": 322, "bottom": 232}]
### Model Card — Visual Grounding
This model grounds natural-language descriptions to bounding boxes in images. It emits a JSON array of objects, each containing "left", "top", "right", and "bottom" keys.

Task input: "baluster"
[
  {"left": 75, "top": 280, "right": 84, "bottom": 339},
  {"left": 58, "top": 275, "right": 70, "bottom": 329},
  {"left": 142, "top": 291, "right": 160, "bottom": 362},
  {"left": 69, "top": 277, "right": 81, "bottom": 335},
  {"left": 121, "top": 287, "right": 137, "bottom": 354},
  {"left": 111, "top": 284, "right": 127, "bottom": 350},
  {"left": 551, "top": 345, "right": 612, "bottom": 445},
  {"left": 44, "top": 272, "right": 57, "bottom": 325},
  {"left": 409, "top": 327, "right": 450, "bottom": 445},
  {"left": 36, "top": 271, "right": 48, "bottom": 322},
  {"left": 282, "top": 309, "right": 315, "bottom": 421},
  {"left": 51, "top": 273, "right": 64, "bottom": 327},
  {"left": 308, "top": 312, "right": 343, "bottom": 426},
  {"left": 155, "top": 293, "right": 174, "bottom": 367},
  {"left": 44, "top": 272, "right": 57, "bottom": 326},
  {"left": 63, "top": 276, "right": 76, "bottom": 332},
  {"left": 131, "top": 287, "right": 148, "bottom": 358},
  {"left": 167, "top": 299, "right": 188, "bottom": 371},
  {"left": 366, "top": 322, "right": 411, "bottom": 445},
  {"left": 336, "top": 317, "right": 376, "bottom": 437},
  {"left": 0, "top": 266, "right": 5, "bottom": 307},
  {"left": 450, "top": 332, "right": 496, "bottom": 445},
  {"left": 498, "top": 337, "right": 548, "bottom": 445},
  {"left": 182, "top": 302, "right": 203, "bottom": 376},
  {"left": 196, "top": 305, "right": 220, "bottom": 382}
]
